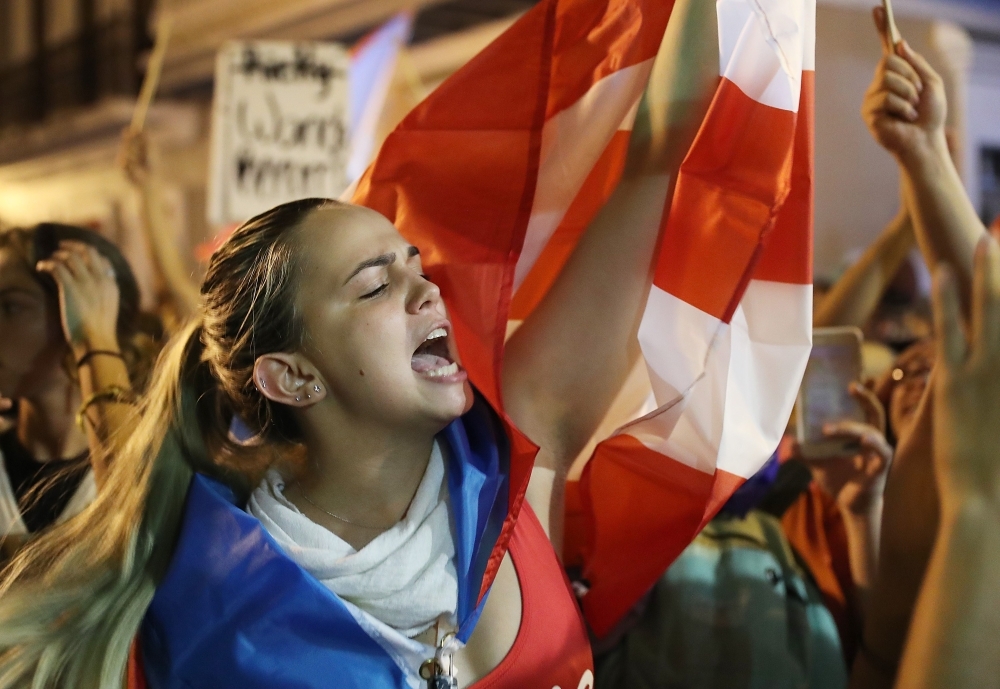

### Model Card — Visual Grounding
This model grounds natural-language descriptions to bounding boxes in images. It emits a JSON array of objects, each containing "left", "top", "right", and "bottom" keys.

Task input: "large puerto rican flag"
[{"left": 352, "top": 0, "right": 815, "bottom": 638}]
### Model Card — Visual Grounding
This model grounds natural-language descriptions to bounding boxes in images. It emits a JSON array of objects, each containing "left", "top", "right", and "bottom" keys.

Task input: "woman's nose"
[{"left": 407, "top": 273, "right": 442, "bottom": 314}]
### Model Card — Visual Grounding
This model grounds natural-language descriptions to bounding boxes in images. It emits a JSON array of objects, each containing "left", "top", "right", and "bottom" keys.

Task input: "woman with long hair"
[
  {"left": 0, "top": 223, "right": 143, "bottom": 560},
  {"left": 0, "top": 129, "right": 680, "bottom": 686}
]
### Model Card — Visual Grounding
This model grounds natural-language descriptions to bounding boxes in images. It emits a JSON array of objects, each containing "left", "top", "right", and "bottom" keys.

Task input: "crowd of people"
[{"left": 0, "top": 8, "right": 998, "bottom": 689}]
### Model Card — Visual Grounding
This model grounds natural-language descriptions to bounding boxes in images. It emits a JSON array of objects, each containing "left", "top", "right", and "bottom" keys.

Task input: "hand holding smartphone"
[{"left": 796, "top": 327, "right": 867, "bottom": 459}]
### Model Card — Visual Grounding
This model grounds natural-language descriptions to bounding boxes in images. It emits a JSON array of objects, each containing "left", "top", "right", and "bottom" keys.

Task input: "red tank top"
[
  {"left": 129, "top": 503, "right": 593, "bottom": 688},
  {"left": 471, "top": 502, "right": 594, "bottom": 689}
]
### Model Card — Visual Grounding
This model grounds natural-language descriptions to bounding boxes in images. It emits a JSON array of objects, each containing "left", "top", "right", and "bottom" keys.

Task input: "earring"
[
  {"left": 295, "top": 396, "right": 301, "bottom": 402},
  {"left": 313, "top": 384, "right": 321, "bottom": 393},
  {"left": 260, "top": 380, "right": 267, "bottom": 389},
  {"left": 306, "top": 394, "right": 312, "bottom": 399}
]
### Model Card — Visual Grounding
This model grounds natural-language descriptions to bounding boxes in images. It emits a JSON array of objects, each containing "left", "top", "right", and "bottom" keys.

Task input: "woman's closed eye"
[
  {"left": 360, "top": 283, "right": 389, "bottom": 300},
  {"left": 0, "top": 296, "right": 33, "bottom": 318}
]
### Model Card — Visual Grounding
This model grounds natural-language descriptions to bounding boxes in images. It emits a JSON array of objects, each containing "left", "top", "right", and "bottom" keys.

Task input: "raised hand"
[
  {"left": 117, "top": 128, "right": 152, "bottom": 187},
  {"left": 35, "top": 240, "right": 121, "bottom": 358},
  {"left": 932, "top": 236, "right": 1000, "bottom": 519},
  {"left": 861, "top": 7, "right": 947, "bottom": 164},
  {"left": 808, "top": 383, "right": 893, "bottom": 516}
]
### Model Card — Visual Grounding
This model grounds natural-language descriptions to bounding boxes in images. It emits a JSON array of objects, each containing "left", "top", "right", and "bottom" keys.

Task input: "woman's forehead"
[
  {"left": 297, "top": 206, "right": 406, "bottom": 271},
  {"left": 0, "top": 248, "right": 40, "bottom": 288}
]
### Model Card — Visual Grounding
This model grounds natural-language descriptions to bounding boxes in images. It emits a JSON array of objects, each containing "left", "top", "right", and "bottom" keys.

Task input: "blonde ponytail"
[
  {"left": 0, "top": 197, "right": 337, "bottom": 688},
  {"left": 0, "top": 321, "right": 207, "bottom": 688}
]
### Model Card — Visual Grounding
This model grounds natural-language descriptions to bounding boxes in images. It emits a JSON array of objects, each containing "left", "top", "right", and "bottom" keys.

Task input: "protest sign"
[{"left": 208, "top": 41, "right": 349, "bottom": 225}]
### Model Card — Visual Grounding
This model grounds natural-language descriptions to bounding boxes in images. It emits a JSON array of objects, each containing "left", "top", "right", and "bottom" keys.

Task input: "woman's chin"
[{"left": 423, "top": 379, "right": 473, "bottom": 424}]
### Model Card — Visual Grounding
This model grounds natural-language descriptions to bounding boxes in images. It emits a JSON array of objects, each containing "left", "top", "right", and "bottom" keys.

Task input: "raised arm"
[
  {"left": 814, "top": 209, "right": 914, "bottom": 328},
  {"left": 36, "top": 242, "right": 134, "bottom": 487},
  {"left": 502, "top": 6, "right": 718, "bottom": 542},
  {"left": 894, "top": 239, "right": 1000, "bottom": 689},
  {"left": 851, "top": 10, "right": 989, "bottom": 688},
  {"left": 119, "top": 130, "right": 201, "bottom": 319},
  {"left": 860, "top": 10, "right": 987, "bottom": 307}
]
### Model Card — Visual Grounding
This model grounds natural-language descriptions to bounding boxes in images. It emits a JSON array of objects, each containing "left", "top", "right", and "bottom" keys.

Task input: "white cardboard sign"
[{"left": 208, "top": 41, "right": 349, "bottom": 225}]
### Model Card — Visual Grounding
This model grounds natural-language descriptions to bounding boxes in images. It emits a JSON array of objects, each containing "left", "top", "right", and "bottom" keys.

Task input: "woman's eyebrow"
[
  {"left": 343, "top": 246, "right": 421, "bottom": 285},
  {"left": 344, "top": 253, "right": 395, "bottom": 285}
]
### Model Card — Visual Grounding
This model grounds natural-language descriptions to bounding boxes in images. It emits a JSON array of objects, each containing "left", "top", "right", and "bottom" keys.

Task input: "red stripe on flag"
[
  {"left": 652, "top": 77, "right": 797, "bottom": 321},
  {"left": 753, "top": 71, "right": 814, "bottom": 286},
  {"left": 548, "top": 0, "right": 675, "bottom": 118},
  {"left": 569, "top": 433, "right": 744, "bottom": 636},
  {"left": 510, "top": 129, "right": 630, "bottom": 319}
]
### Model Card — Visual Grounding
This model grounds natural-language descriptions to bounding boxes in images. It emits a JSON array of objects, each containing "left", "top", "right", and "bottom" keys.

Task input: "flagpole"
[{"left": 131, "top": 14, "right": 173, "bottom": 133}]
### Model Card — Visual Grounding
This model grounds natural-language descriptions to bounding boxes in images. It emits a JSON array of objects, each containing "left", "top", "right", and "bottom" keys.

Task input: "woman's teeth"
[
  {"left": 426, "top": 328, "right": 447, "bottom": 341},
  {"left": 424, "top": 362, "right": 459, "bottom": 378}
]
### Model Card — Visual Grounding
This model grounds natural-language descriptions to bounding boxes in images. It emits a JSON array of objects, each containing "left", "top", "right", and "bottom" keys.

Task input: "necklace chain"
[{"left": 298, "top": 491, "right": 392, "bottom": 530}]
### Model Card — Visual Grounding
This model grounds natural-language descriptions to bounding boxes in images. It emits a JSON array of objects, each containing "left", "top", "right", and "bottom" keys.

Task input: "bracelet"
[
  {"left": 76, "top": 349, "right": 125, "bottom": 368},
  {"left": 75, "top": 385, "right": 135, "bottom": 430}
]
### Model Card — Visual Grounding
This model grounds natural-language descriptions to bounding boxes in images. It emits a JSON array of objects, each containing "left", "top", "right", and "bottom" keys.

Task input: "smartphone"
[
  {"left": 882, "top": 0, "right": 902, "bottom": 45},
  {"left": 795, "top": 327, "right": 866, "bottom": 459}
]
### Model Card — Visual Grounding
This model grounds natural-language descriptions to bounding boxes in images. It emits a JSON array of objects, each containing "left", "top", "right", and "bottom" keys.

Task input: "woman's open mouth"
[{"left": 411, "top": 327, "right": 465, "bottom": 380}]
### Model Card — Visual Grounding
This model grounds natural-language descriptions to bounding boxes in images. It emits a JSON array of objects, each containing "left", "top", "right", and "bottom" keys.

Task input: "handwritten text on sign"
[{"left": 209, "top": 41, "right": 349, "bottom": 225}]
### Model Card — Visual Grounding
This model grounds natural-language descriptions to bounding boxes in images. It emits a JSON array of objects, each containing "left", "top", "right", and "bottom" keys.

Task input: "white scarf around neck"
[{"left": 247, "top": 442, "right": 458, "bottom": 638}]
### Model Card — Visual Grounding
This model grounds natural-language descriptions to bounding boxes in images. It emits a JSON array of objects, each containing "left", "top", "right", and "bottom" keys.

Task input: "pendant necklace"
[{"left": 420, "top": 621, "right": 458, "bottom": 689}]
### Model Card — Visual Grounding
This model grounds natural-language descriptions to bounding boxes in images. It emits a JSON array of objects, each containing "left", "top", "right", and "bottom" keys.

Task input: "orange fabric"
[
  {"left": 653, "top": 77, "right": 799, "bottom": 320},
  {"left": 569, "top": 434, "right": 744, "bottom": 633},
  {"left": 547, "top": 0, "right": 676, "bottom": 119},
  {"left": 754, "top": 71, "right": 814, "bottom": 286},
  {"left": 781, "top": 482, "right": 859, "bottom": 662},
  {"left": 509, "top": 129, "right": 630, "bottom": 319},
  {"left": 127, "top": 638, "right": 146, "bottom": 689}
]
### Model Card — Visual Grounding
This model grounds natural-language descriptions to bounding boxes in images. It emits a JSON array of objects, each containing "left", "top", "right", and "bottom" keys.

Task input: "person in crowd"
[
  {"left": 0, "top": 47, "right": 710, "bottom": 686},
  {"left": 872, "top": 337, "right": 933, "bottom": 444},
  {"left": 0, "top": 224, "right": 140, "bottom": 561},
  {"left": 849, "top": 5, "right": 992, "bottom": 687}
]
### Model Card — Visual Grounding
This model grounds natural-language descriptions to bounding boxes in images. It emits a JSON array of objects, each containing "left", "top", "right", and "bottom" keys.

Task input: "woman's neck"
[
  {"left": 17, "top": 380, "right": 88, "bottom": 462},
  {"left": 292, "top": 416, "right": 438, "bottom": 533}
]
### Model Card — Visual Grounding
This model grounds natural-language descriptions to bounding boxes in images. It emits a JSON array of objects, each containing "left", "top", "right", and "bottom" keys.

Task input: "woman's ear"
[{"left": 253, "top": 354, "right": 327, "bottom": 407}]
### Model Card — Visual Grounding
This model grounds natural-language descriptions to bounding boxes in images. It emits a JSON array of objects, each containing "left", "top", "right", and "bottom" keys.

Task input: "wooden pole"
[{"left": 130, "top": 14, "right": 173, "bottom": 132}]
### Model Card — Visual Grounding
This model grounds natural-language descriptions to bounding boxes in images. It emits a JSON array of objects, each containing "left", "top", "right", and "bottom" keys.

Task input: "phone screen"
[
  {"left": 800, "top": 343, "right": 864, "bottom": 443},
  {"left": 797, "top": 328, "right": 866, "bottom": 458}
]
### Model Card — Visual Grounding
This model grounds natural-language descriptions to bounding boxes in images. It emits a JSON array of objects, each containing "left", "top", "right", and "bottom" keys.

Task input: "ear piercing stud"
[
  {"left": 295, "top": 396, "right": 300, "bottom": 402},
  {"left": 313, "top": 385, "right": 321, "bottom": 393},
  {"left": 260, "top": 380, "right": 267, "bottom": 389}
]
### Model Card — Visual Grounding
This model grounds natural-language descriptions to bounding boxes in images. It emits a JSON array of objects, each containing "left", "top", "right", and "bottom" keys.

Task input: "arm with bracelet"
[{"left": 36, "top": 239, "right": 136, "bottom": 487}]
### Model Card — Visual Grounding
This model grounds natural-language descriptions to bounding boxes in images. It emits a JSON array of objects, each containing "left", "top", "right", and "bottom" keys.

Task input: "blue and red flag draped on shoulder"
[{"left": 142, "top": 395, "right": 510, "bottom": 688}]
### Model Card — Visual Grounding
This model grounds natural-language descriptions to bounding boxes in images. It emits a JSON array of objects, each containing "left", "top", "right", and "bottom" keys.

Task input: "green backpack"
[{"left": 595, "top": 509, "right": 848, "bottom": 689}]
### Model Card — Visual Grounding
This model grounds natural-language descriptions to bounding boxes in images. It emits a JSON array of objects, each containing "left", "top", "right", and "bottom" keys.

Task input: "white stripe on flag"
[
  {"left": 624, "top": 280, "right": 810, "bottom": 478},
  {"left": 513, "top": 60, "right": 652, "bottom": 290},
  {"left": 716, "top": 279, "right": 811, "bottom": 477},
  {"left": 803, "top": 0, "right": 816, "bottom": 71},
  {"left": 717, "top": 0, "right": 808, "bottom": 112}
]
